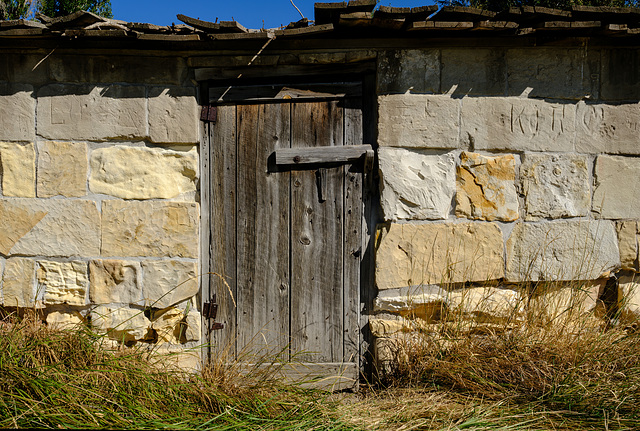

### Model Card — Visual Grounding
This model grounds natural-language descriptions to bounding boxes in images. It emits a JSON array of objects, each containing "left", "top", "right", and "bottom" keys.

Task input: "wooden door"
[{"left": 204, "top": 87, "right": 366, "bottom": 388}]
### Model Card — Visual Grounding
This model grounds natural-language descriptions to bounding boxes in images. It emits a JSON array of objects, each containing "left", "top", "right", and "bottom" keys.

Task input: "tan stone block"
[
  {"left": 0, "top": 199, "right": 100, "bottom": 257},
  {"left": 593, "top": 155, "right": 640, "bottom": 219},
  {"left": 142, "top": 260, "right": 198, "bottom": 308},
  {"left": 375, "top": 222, "right": 504, "bottom": 289},
  {"left": 461, "top": 97, "right": 575, "bottom": 152},
  {"left": 369, "top": 318, "right": 407, "bottom": 337},
  {"left": 91, "top": 305, "right": 151, "bottom": 342},
  {"left": 37, "top": 141, "right": 87, "bottom": 198},
  {"left": 101, "top": 200, "right": 198, "bottom": 258},
  {"left": 152, "top": 307, "right": 184, "bottom": 344},
  {"left": 151, "top": 346, "right": 200, "bottom": 372},
  {"left": 520, "top": 153, "right": 590, "bottom": 220},
  {"left": 616, "top": 221, "right": 638, "bottom": 271},
  {"left": 3, "top": 258, "right": 36, "bottom": 307},
  {"left": 46, "top": 310, "right": 84, "bottom": 330},
  {"left": 37, "top": 84, "right": 146, "bottom": 141},
  {"left": 148, "top": 87, "right": 199, "bottom": 144},
  {"left": 0, "top": 83, "right": 35, "bottom": 141},
  {"left": 618, "top": 274, "right": 640, "bottom": 321},
  {"left": 0, "top": 142, "right": 35, "bottom": 197},
  {"left": 506, "top": 221, "right": 619, "bottom": 282},
  {"left": 576, "top": 102, "right": 640, "bottom": 154},
  {"left": 38, "top": 261, "right": 88, "bottom": 306},
  {"left": 89, "top": 259, "right": 142, "bottom": 304},
  {"left": 379, "top": 148, "right": 455, "bottom": 221},
  {"left": 528, "top": 281, "right": 602, "bottom": 322},
  {"left": 456, "top": 152, "right": 518, "bottom": 222},
  {"left": 448, "top": 287, "right": 522, "bottom": 323},
  {"left": 377, "top": 49, "right": 440, "bottom": 94},
  {"left": 378, "top": 94, "right": 460, "bottom": 149},
  {"left": 184, "top": 310, "right": 201, "bottom": 342},
  {"left": 89, "top": 146, "right": 198, "bottom": 199}
]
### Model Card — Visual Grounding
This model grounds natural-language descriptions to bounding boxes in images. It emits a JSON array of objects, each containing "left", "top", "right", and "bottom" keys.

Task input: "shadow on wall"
[{"left": 377, "top": 47, "right": 640, "bottom": 102}]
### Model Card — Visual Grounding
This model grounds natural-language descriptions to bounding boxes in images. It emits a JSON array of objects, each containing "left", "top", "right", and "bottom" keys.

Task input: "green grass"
[{"left": 0, "top": 312, "right": 354, "bottom": 430}]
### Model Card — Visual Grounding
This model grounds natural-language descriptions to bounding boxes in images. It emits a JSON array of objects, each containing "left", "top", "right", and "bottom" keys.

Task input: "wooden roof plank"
[
  {"left": 127, "top": 22, "right": 169, "bottom": 32},
  {"left": 314, "top": 2, "right": 348, "bottom": 24},
  {"left": 136, "top": 33, "right": 201, "bottom": 41},
  {"left": 47, "top": 10, "right": 106, "bottom": 29},
  {"left": 472, "top": 20, "right": 518, "bottom": 30},
  {"left": 176, "top": 14, "right": 247, "bottom": 33},
  {"left": 210, "top": 31, "right": 273, "bottom": 40},
  {"left": 0, "top": 28, "right": 48, "bottom": 36},
  {"left": 275, "top": 23, "right": 334, "bottom": 37},
  {"left": 410, "top": 20, "right": 473, "bottom": 30},
  {"left": 374, "top": 4, "right": 437, "bottom": 21},
  {"left": 346, "top": 0, "right": 377, "bottom": 12},
  {"left": 429, "top": 6, "right": 496, "bottom": 22},
  {"left": 0, "top": 19, "right": 47, "bottom": 29},
  {"left": 64, "top": 29, "right": 130, "bottom": 37}
]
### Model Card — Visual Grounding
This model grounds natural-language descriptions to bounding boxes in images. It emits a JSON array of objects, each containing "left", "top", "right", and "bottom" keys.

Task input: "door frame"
[{"left": 198, "top": 69, "right": 378, "bottom": 381}]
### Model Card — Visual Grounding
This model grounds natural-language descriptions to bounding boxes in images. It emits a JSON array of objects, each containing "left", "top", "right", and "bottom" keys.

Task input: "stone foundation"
[{"left": 373, "top": 46, "right": 640, "bottom": 366}]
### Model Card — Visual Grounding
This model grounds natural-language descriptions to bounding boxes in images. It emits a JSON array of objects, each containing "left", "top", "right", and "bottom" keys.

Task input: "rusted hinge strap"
[{"left": 200, "top": 105, "right": 218, "bottom": 123}]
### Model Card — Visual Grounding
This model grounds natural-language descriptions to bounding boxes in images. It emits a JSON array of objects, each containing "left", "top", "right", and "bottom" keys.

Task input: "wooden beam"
[
  {"left": 176, "top": 14, "right": 247, "bottom": 33},
  {"left": 275, "top": 144, "right": 373, "bottom": 166}
]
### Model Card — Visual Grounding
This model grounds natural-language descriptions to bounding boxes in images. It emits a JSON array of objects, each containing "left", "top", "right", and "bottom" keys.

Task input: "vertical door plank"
[
  {"left": 291, "top": 101, "right": 344, "bottom": 363},
  {"left": 201, "top": 121, "right": 212, "bottom": 361},
  {"left": 236, "top": 103, "right": 291, "bottom": 359},
  {"left": 343, "top": 98, "right": 363, "bottom": 364},
  {"left": 209, "top": 105, "right": 237, "bottom": 358}
]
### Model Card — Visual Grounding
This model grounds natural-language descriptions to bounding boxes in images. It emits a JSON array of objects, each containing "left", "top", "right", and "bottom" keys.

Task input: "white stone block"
[
  {"left": 593, "top": 155, "right": 640, "bottom": 219},
  {"left": 37, "top": 84, "right": 146, "bottom": 141},
  {"left": 0, "top": 83, "right": 35, "bottom": 141},
  {"left": 378, "top": 94, "right": 460, "bottom": 149},
  {"left": 461, "top": 97, "right": 575, "bottom": 152},
  {"left": 378, "top": 148, "right": 455, "bottom": 221},
  {"left": 148, "top": 87, "right": 199, "bottom": 144},
  {"left": 520, "top": 153, "right": 590, "bottom": 220},
  {"left": 506, "top": 221, "right": 619, "bottom": 282}
]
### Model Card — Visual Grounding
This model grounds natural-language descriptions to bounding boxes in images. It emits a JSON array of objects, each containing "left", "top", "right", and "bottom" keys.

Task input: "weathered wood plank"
[
  {"left": 343, "top": 98, "right": 363, "bottom": 365},
  {"left": 409, "top": 21, "right": 474, "bottom": 30},
  {"left": 275, "top": 144, "right": 372, "bottom": 166},
  {"left": 176, "top": 14, "right": 247, "bottom": 33},
  {"left": 200, "top": 119, "right": 212, "bottom": 362},
  {"left": 209, "top": 105, "right": 237, "bottom": 358},
  {"left": 291, "top": 101, "right": 344, "bottom": 363},
  {"left": 0, "top": 19, "right": 47, "bottom": 29},
  {"left": 136, "top": 33, "right": 200, "bottom": 41},
  {"left": 238, "top": 362, "right": 358, "bottom": 391},
  {"left": 274, "top": 23, "right": 334, "bottom": 37},
  {"left": 236, "top": 103, "right": 291, "bottom": 359}
]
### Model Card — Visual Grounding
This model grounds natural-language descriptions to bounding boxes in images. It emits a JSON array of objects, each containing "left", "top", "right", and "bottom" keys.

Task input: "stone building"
[{"left": 1, "top": 2, "right": 640, "bottom": 386}]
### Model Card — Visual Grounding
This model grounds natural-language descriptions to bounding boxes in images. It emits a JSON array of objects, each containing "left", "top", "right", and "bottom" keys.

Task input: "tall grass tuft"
[
  {"left": 0, "top": 311, "right": 354, "bottom": 430},
  {"left": 376, "top": 280, "right": 640, "bottom": 429}
]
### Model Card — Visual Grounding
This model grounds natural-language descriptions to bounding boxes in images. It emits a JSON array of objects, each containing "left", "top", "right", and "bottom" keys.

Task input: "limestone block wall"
[
  {"left": 373, "top": 46, "right": 640, "bottom": 353},
  {"left": 0, "top": 52, "right": 201, "bottom": 361}
]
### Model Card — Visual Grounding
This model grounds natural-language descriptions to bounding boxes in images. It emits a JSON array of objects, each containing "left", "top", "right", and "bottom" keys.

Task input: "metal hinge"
[
  {"left": 203, "top": 294, "right": 224, "bottom": 330},
  {"left": 200, "top": 105, "right": 217, "bottom": 123}
]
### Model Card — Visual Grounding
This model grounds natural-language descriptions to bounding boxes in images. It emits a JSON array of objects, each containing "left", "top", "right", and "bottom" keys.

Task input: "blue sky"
[{"left": 111, "top": 0, "right": 437, "bottom": 29}]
